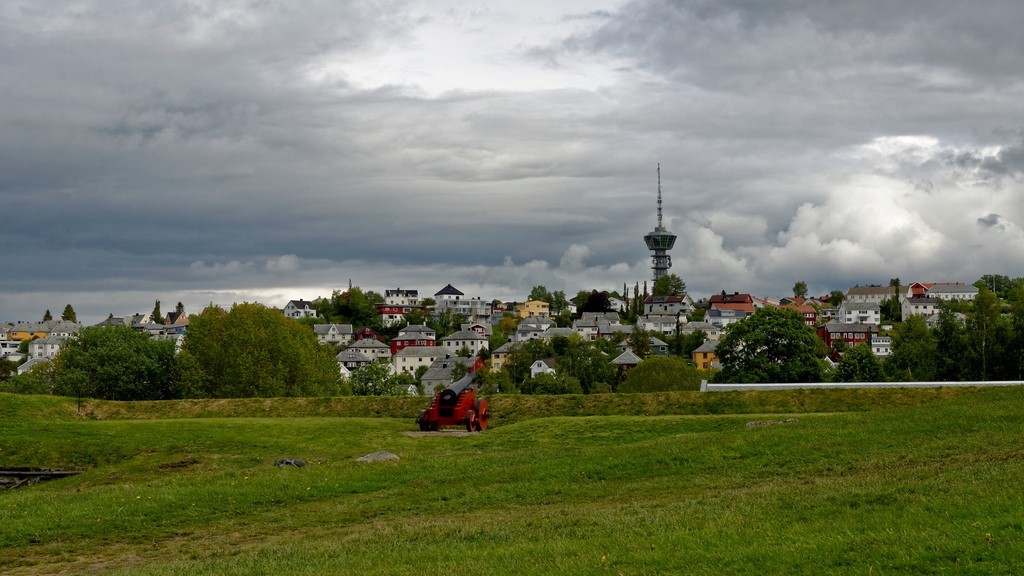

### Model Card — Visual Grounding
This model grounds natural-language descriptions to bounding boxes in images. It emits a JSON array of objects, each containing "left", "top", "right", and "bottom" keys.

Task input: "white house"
[
  {"left": 530, "top": 358, "right": 556, "bottom": 378},
  {"left": 283, "top": 300, "right": 318, "bottom": 319},
  {"left": 706, "top": 309, "right": 748, "bottom": 329},
  {"left": 638, "top": 314, "right": 681, "bottom": 336},
  {"left": 313, "top": 324, "right": 354, "bottom": 346},
  {"left": 348, "top": 339, "right": 392, "bottom": 362},
  {"left": 392, "top": 345, "right": 447, "bottom": 375},
  {"left": 434, "top": 284, "right": 492, "bottom": 323},
  {"left": 837, "top": 301, "right": 881, "bottom": 326},
  {"left": 681, "top": 321, "right": 721, "bottom": 341},
  {"left": 336, "top": 349, "right": 372, "bottom": 371},
  {"left": 902, "top": 297, "right": 941, "bottom": 319},
  {"left": 871, "top": 335, "right": 891, "bottom": 358},
  {"left": 643, "top": 295, "right": 693, "bottom": 317},
  {"left": 28, "top": 335, "right": 66, "bottom": 359},
  {"left": 441, "top": 330, "right": 489, "bottom": 356},
  {"left": 927, "top": 284, "right": 979, "bottom": 301}
]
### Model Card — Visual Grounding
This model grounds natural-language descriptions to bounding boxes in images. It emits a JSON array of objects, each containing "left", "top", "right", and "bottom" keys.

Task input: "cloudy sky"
[{"left": 3, "top": 0, "right": 1023, "bottom": 323}]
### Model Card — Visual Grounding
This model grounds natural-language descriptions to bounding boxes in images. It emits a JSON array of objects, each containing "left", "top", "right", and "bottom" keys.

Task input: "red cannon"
[{"left": 417, "top": 373, "right": 490, "bottom": 432}]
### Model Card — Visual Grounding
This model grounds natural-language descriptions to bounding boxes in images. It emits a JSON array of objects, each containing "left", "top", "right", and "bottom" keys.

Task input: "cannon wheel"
[
  {"left": 418, "top": 410, "right": 431, "bottom": 432},
  {"left": 474, "top": 398, "right": 490, "bottom": 431},
  {"left": 465, "top": 409, "right": 478, "bottom": 433}
]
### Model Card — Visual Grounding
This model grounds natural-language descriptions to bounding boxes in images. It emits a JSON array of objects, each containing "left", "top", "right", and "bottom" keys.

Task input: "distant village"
[{"left": 1, "top": 279, "right": 982, "bottom": 393}]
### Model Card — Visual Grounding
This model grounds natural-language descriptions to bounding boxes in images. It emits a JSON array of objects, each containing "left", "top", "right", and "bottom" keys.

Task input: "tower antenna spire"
[
  {"left": 657, "top": 163, "right": 663, "bottom": 230},
  {"left": 643, "top": 163, "right": 677, "bottom": 282}
]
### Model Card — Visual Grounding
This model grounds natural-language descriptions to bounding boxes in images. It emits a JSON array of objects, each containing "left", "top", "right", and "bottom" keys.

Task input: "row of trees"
[
  {"left": 5, "top": 303, "right": 348, "bottom": 400},
  {"left": 712, "top": 285, "right": 1024, "bottom": 384}
]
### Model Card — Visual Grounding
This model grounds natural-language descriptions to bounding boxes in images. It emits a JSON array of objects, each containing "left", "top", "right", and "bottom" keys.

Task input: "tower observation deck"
[{"left": 643, "top": 164, "right": 677, "bottom": 282}]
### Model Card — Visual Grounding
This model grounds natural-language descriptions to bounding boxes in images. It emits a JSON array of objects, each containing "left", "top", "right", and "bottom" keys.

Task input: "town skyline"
[{"left": 3, "top": 1, "right": 1023, "bottom": 324}]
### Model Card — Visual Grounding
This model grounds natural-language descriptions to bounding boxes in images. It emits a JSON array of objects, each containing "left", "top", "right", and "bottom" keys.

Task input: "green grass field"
[{"left": 2, "top": 387, "right": 1023, "bottom": 575}]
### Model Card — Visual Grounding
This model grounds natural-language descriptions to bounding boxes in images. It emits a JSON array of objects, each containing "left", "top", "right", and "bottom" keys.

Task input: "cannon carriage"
[{"left": 417, "top": 373, "right": 490, "bottom": 432}]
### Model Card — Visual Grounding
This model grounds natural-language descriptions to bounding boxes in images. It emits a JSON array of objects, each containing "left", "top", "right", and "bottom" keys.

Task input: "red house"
[
  {"left": 708, "top": 292, "right": 755, "bottom": 314},
  {"left": 816, "top": 321, "right": 876, "bottom": 349}
]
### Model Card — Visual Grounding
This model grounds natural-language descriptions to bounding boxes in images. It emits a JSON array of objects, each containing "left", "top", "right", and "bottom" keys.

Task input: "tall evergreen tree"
[
  {"left": 42, "top": 309, "right": 53, "bottom": 322},
  {"left": 933, "top": 304, "right": 967, "bottom": 381},
  {"left": 966, "top": 287, "right": 1002, "bottom": 380},
  {"left": 151, "top": 300, "right": 162, "bottom": 323},
  {"left": 61, "top": 304, "right": 77, "bottom": 323},
  {"left": 885, "top": 315, "right": 936, "bottom": 381}
]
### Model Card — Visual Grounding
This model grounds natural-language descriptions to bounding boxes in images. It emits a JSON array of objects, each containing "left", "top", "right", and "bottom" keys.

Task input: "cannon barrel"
[{"left": 439, "top": 372, "right": 476, "bottom": 406}]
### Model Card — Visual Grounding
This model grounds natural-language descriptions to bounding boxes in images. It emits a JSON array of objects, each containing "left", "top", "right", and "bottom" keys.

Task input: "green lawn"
[{"left": 1, "top": 387, "right": 1023, "bottom": 574}]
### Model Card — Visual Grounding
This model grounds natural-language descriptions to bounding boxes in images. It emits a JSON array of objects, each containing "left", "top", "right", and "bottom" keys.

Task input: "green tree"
[
  {"left": 626, "top": 328, "right": 652, "bottom": 359},
  {"left": 965, "top": 286, "right": 1003, "bottom": 380},
  {"left": 933, "top": 304, "right": 967, "bottom": 381},
  {"left": 674, "top": 329, "right": 707, "bottom": 357},
  {"left": 715, "top": 307, "right": 824, "bottom": 383},
  {"left": 652, "top": 274, "right": 686, "bottom": 297},
  {"left": 529, "top": 285, "right": 552, "bottom": 304},
  {"left": 42, "top": 309, "right": 53, "bottom": 322},
  {"left": 476, "top": 366, "right": 516, "bottom": 395},
  {"left": 350, "top": 362, "right": 406, "bottom": 396},
  {"left": 618, "top": 356, "right": 702, "bottom": 392},
  {"left": 1007, "top": 287, "right": 1024, "bottom": 380},
  {"left": 180, "top": 303, "right": 345, "bottom": 398},
  {"left": 550, "top": 290, "right": 569, "bottom": 315},
  {"left": 151, "top": 300, "right": 162, "bottom": 323},
  {"left": 888, "top": 278, "right": 902, "bottom": 322},
  {"left": 556, "top": 335, "right": 613, "bottom": 394},
  {"left": 974, "top": 274, "right": 1014, "bottom": 300},
  {"left": 61, "top": 304, "right": 77, "bottom": 323},
  {"left": 834, "top": 343, "right": 884, "bottom": 382},
  {"left": 793, "top": 281, "right": 808, "bottom": 299},
  {"left": 521, "top": 372, "right": 583, "bottom": 395},
  {"left": 885, "top": 315, "right": 936, "bottom": 381},
  {"left": 828, "top": 290, "right": 845, "bottom": 308},
  {"left": 581, "top": 290, "right": 613, "bottom": 313},
  {"left": 0, "top": 358, "right": 19, "bottom": 382},
  {"left": 51, "top": 325, "right": 176, "bottom": 401}
]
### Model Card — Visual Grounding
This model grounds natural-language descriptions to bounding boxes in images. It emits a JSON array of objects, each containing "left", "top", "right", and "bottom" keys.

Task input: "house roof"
[
  {"left": 682, "top": 321, "right": 715, "bottom": 331},
  {"left": 541, "top": 327, "right": 575, "bottom": 339},
  {"left": 421, "top": 356, "right": 475, "bottom": 382},
  {"left": 350, "top": 339, "right": 389, "bottom": 350},
  {"left": 821, "top": 321, "right": 877, "bottom": 334},
  {"left": 840, "top": 301, "right": 880, "bottom": 311},
  {"left": 394, "top": 346, "right": 445, "bottom": 357},
  {"left": 435, "top": 284, "right": 464, "bottom": 297},
  {"left": 442, "top": 330, "right": 487, "bottom": 342},
  {"left": 313, "top": 323, "right": 354, "bottom": 335},
  {"left": 399, "top": 324, "right": 435, "bottom": 336},
  {"left": 708, "top": 292, "right": 753, "bottom": 304},
  {"left": 693, "top": 341, "right": 718, "bottom": 354},
  {"left": 286, "top": 300, "right": 316, "bottom": 308},
  {"left": 336, "top": 350, "right": 371, "bottom": 362},
  {"left": 846, "top": 285, "right": 908, "bottom": 296},
  {"left": 643, "top": 295, "right": 686, "bottom": 304},
  {"left": 927, "top": 284, "right": 979, "bottom": 295},
  {"left": 611, "top": 349, "right": 642, "bottom": 365},
  {"left": 492, "top": 342, "right": 516, "bottom": 354}
]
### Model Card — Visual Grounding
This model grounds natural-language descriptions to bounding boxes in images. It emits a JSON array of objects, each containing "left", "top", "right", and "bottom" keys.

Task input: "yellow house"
[
  {"left": 515, "top": 300, "right": 550, "bottom": 319},
  {"left": 692, "top": 340, "right": 719, "bottom": 372},
  {"left": 489, "top": 342, "right": 518, "bottom": 371},
  {"left": 7, "top": 322, "right": 51, "bottom": 342}
]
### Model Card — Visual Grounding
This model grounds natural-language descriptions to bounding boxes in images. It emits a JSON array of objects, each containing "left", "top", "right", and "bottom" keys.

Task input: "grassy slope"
[{"left": 1, "top": 387, "right": 1022, "bottom": 574}]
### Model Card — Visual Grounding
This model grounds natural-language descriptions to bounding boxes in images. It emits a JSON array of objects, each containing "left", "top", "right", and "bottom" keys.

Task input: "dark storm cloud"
[
  {"left": 4, "top": 0, "right": 1024, "bottom": 322},
  {"left": 977, "top": 214, "right": 1006, "bottom": 231}
]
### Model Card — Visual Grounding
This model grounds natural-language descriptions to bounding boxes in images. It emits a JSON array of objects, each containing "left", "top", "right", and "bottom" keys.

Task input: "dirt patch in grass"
[{"left": 403, "top": 430, "right": 477, "bottom": 438}]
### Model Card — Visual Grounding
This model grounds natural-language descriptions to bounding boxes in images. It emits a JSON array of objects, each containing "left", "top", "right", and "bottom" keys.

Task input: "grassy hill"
[{"left": 1, "top": 387, "right": 1022, "bottom": 574}]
